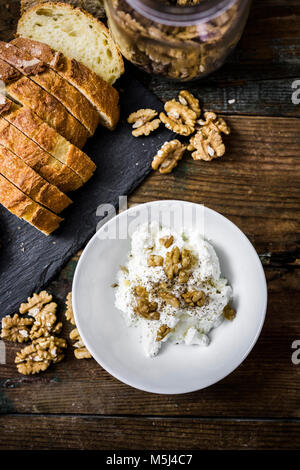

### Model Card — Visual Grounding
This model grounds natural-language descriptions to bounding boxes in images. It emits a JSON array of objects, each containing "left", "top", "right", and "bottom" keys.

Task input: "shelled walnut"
[
  {"left": 188, "top": 111, "right": 230, "bottom": 161},
  {"left": 182, "top": 290, "right": 207, "bottom": 307},
  {"left": 1, "top": 314, "right": 33, "bottom": 343},
  {"left": 106, "top": 0, "right": 246, "bottom": 81},
  {"left": 223, "top": 304, "right": 236, "bottom": 321},
  {"left": 164, "top": 246, "right": 192, "bottom": 281},
  {"left": 160, "top": 99, "right": 196, "bottom": 136},
  {"left": 65, "top": 291, "right": 75, "bottom": 325},
  {"left": 133, "top": 285, "right": 160, "bottom": 320},
  {"left": 127, "top": 108, "right": 160, "bottom": 137},
  {"left": 159, "top": 235, "right": 174, "bottom": 248},
  {"left": 158, "top": 291, "right": 180, "bottom": 308},
  {"left": 178, "top": 90, "right": 201, "bottom": 118},
  {"left": 15, "top": 336, "right": 67, "bottom": 375},
  {"left": 29, "top": 302, "right": 60, "bottom": 340},
  {"left": 69, "top": 327, "right": 91, "bottom": 359},
  {"left": 1, "top": 290, "right": 68, "bottom": 375},
  {"left": 197, "top": 111, "right": 230, "bottom": 136},
  {"left": 156, "top": 324, "right": 172, "bottom": 342},
  {"left": 148, "top": 254, "right": 164, "bottom": 267},
  {"left": 19, "top": 290, "right": 52, "bottom": 316},
  {"left": 152, "top": 140, "right": 186, "bottom": 174}
]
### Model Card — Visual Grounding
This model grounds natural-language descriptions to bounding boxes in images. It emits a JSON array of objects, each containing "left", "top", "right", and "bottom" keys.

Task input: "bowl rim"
[{"left": 73, "top": 200, "right": 268, "bottom": 394}]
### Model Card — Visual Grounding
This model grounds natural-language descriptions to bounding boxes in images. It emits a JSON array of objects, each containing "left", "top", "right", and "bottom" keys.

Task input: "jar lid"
[{"left": 126, "top": 0, "right": 240, "bottom": 26}]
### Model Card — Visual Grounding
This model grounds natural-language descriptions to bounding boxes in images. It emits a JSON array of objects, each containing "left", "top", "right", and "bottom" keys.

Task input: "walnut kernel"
[
  {"left": 152, "top": 140, "right": 186, "bottom": 174},
  {"left": 1, "top": 314, "right": 33, "bottom": 343}
]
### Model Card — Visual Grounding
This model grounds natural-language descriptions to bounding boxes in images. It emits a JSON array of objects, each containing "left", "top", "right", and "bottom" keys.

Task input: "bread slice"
[
  {"left": 17, "top": 2, "right": 124, "bottom": 85},
  {"left": 0, "top": 173, "right": 63, "bottom": 235},
  {"left": 0, "top": 100, "right": 96, "bottom": 183},
  {"left": 21, "top": 0, "right": 106, "bottom": 19},
  {"left": 5, "top": 76, "right": 89, "bottom": 149},
  {"left": 12, "top": 37, "right": 120, "bottom": 130},
  {"left": 0, "top": 41, "right": 99, "bottom": 136},
  {"left": 0, "top": 114, "right": 83, "bottom": 192},
  {"left": 0, "top": 144, "right": 71, "bottom": 214}
]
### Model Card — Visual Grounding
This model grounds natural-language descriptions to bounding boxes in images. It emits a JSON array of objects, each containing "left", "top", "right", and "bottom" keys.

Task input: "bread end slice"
[
  {"left": 17, "top": 2, "right": 124, "bottom": 85},
  {"left": 0, "top": 174, "right": 63, "bottom": 235}
]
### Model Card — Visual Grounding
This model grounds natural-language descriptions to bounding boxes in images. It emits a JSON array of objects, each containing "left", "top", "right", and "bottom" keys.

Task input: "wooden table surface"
[{"left": 0, "top": 0, "right": 300, "bottom": 451}]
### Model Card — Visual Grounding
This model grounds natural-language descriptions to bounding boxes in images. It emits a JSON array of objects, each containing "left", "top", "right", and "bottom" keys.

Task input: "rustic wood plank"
[
  {"left": 1, "top": 268, "right": 299, "bottom": 417},
  {"left": 132, "top": 0, "right": 300, "bottom": 116},
  {"left": 0, "top": 415, "right": 299, "bottom": 450},
  {"left": 1, "top": 1, "right": 300, "bottom": 117},
  {"left": 130, "top": 115, "right": 300, "bottom": 254},
  {"left": 0, "top": 1, "right": 19, "bottom": 42}
]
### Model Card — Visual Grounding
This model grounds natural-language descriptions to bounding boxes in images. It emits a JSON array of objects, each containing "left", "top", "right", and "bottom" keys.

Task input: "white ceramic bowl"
[{"left": 73, "top": 200, "right": 267, "bottom": 394}]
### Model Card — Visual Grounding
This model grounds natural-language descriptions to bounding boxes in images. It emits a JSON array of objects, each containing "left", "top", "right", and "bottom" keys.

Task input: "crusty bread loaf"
[
  {"left": 0, "top": 173, "right": 63, "bottom": 235},
  {"left": 12, "top": 37, "right": 120, "bottom": 130},
  {"left": 5, "top": 76, "right": 89, "bottom": 148},
  {"left": 0, "top": 114, "right": 83, "bottom": 192},
  {"left": 0, "top": 41, "right": 100, "bottom": 136},
  {"left": 0, "top": 102, "right": 96, "bottom": 183},
  {"left": 17, "top": 2, "right": 124, "bottom": 85},
  {"left": 0, "top": 58, "right": 21, "bottom": 83},
  {"left": 21, "top": 0, "right": 106, "bottom": 19},
  {"left": 0, "top": 144, "right": 71, "bottom": 213}
]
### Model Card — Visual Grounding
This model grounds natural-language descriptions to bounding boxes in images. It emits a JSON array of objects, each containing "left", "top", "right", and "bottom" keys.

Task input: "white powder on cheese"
[{"left": 115, "top": 222, "right": 233, "bottom": 357}]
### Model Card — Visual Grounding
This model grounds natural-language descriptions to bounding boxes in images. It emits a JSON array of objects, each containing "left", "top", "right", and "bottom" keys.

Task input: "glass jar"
[{"left": 104, "top": 0, "right": 251, "bottom": 81}]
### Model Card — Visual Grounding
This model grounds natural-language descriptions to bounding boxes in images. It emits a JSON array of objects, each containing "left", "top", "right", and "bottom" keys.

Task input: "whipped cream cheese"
[{"left": 115, "top": 222, "right": 233, "bottom": 357}]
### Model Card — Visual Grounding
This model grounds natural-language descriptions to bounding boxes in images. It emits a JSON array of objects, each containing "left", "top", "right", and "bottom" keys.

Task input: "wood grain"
[
  {"left": 0, "top": 268, "right": 299, "bottom": 418},
  {"left": 131, "top": 115, "right": 300, "bottom": 254},
  {"left": 0, "top": 0, "right": 299, "bottom": 452},
  {"left": 0, "top": 415, "right": 299, "bottom": 450},
  {"left": 133, "top": 0, "right": 300, "bottom": 117}
]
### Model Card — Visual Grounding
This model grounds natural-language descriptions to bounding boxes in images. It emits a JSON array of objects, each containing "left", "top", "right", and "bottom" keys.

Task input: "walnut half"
[
  {"left": 15, "top": 336, "right": 67, "bottom": 375},
  {"left": 152, "top": 140, "right": 186, "bottom": 174},
  {"left": 133, "top": 285, "right": 160, "bottom": 320},
  {"left": 156, "top": 324, "right": 172, "bottom": 342},
  {"left": 127, "top": 108, "right": 160, "bottom": 137},
  {"left": 160, "top": 99, "right": 196, "bottom": 136},
  {"left": 188, "top": 111, "right": 230, "bottom": 161},
  {"left": 182, "top": 290, "right": 207, "bottom": 307},
  {"left": 1, "top": 314, "right": 33, "bottom": 343}
]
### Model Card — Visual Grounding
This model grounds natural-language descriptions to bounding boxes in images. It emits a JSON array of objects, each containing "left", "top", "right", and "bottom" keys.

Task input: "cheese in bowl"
[{"left": 115, "top": 222, "right": 236, "bottom": 357}]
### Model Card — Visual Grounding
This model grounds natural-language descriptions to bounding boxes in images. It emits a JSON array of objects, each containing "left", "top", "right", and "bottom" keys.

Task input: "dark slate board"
[{"left": 0, "top": 75, "right": 174, "bottom": 318}]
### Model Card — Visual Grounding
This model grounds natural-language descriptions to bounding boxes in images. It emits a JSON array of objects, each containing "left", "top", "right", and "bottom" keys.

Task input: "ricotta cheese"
[{"left": 114, "top": 222, "right": 233, "bottom": 357}]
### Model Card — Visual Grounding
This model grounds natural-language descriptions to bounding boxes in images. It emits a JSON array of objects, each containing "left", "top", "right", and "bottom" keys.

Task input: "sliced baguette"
[
  {"left": 21, "top": 0, "right": 106, "bottom": 19},
  {"left": 5, "top": 76, "right": 89, "bottom": 148},
  {"left": 0, "top": 99, "right": 96, "bottom": 183},
  {"left": 0, "top": 173, "right": 63, "bottom": 235},
  {"left": 0, "top": 144, "right": 71, "bottom": 214},
  {"left": 0, "top": 114, "right": 82, "bottom": 192},
  {"left": 0, "top": 41, "right": 99, "bottom": 136},
  {"left": 12, "top": 37, "right": 120, "bottom": 130},
  {"left": 17, "top": 2, "right": 124, "bottom": 85}
]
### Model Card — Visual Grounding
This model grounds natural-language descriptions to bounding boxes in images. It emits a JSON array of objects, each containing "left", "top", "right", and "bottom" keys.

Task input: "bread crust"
[
  {"left": 0, "top": 41, "right": 99, "bottom": 135},
  {"left": 6, "top": 76, "right": 89, "bottom": 148},
  {"left": 0, "top": 94, "right": 12, "bottom": 114},
  {"left": 0, "top": 144, "right": 71, "bottom": 213},
  {"left": 0, "top": 58, "right": 21, "bottom": 83},
  {"left": 21, "top": 0, "right": 106, "bottom": 18},
  {"left": 0, "top": 173, "right": 63, "bottom": 235},
  {"left": 12, "top": 37, "right": 120, "bottom": 130},
  {"left": 1, "top": 103, "right": 95, "bottom": 183},
  {"left": 0, "top": 115, "right": 82, "bottom": 192},
  {"left": 17, "top": 2, "right": 124, "bottom": 83}
]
